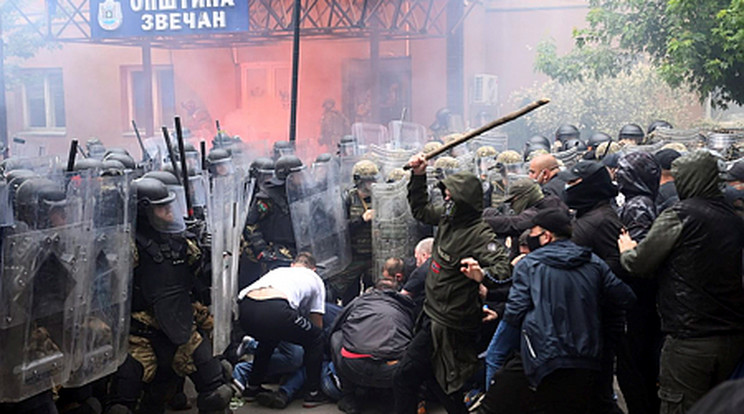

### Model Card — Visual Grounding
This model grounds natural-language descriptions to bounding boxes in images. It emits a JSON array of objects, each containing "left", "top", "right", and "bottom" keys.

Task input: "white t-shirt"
[{"left": 238, "top": 266, "right": 325, "bottom": 315}]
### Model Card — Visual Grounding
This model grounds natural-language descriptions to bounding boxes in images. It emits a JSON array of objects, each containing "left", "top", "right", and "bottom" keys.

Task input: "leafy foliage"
[
  {"left": 499, "top": 65, "right": 700, "bottom": 146},
  {"left": 535, "top": 0, "right": 744, "bottom": 108}
]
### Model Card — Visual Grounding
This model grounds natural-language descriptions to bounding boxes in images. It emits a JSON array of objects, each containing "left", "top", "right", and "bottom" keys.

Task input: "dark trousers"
[
  {"left": 338, "top": 355, "right": 399, "bottom": 393},
  {"left": 616, "top": 287, "right": 662, "bottom": 414},
  {"left": 532, "top": 368, "right": 596, "bottom": 414},
  {"left": 238, "top": 297, "right": 324, "bottom": 392},
  {"left": 658, "top": 333, "right": 744, "bottom": 414},
  {"left": 393, "top": 319, "right": 467, "bottom": 414}
]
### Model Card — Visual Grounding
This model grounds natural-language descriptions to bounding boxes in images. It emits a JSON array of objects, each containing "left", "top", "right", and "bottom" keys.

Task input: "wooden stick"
[{"left": 404, "top": 98, "right": 550, "bottom": 170}]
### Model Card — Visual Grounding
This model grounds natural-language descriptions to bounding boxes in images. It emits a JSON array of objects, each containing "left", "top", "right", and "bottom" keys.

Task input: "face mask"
[
  {"left": 443, "top": 199, "right": 456, "bottom": 219},
  {"left": 526, "top": 232, "right": 544, "bottom": 252}
]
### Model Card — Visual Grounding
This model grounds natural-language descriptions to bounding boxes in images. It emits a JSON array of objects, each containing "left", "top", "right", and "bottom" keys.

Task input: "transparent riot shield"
[
  {"left": 652, "top": 128, "right": 704, "bottom": 151},
  {"left": 0, "top": 182, "right": 11, "bottom": 227},
  {"left": 66, "top": 173, "right": 135, "bottom": 387},
  {"left": 338, "top": 155, "right": 360, "bottom": 192},
  {"left": 0, "top": 183, "right": 91, "bottom": 401},
  {"left": 622, "top": 140, "right": 666, "bottom": 155},
  {"left": 208, "top": 173, "right": 242, "bottom": 356},
  {"left": 371, "top": 177, "right": 419, "bottom": 282},
  {"left": 366, "top": 145, "right": 416, "bottom": 181},
  {"left": 389, "top": 121, "right": 427, "bottom": 151},
  {"left": 470, "top": 132, "right": 509, "bottom": 153},
  {"left": 287, "top": 168, "right": 351, "bottom": 279},
  {"left": 352, "top": 123, "right": 389, "bottom": 151}
]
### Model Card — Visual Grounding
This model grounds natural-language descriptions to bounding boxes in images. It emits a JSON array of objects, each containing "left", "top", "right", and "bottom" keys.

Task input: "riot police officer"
[
  {"left": 106, "top": 178, "right": 232, "bottom": 414},
  {"left": 244, "top": 155, "right": 303, "bottom": 273},
  {"left": 327, "top": 160, "right": 379, "bottom": 305}
]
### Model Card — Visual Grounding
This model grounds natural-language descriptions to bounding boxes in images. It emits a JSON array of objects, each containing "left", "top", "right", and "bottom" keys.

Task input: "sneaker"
[
  {"left": 467, "top": 392, "right": 486, "bottom": 412},
  {"left": 256, "top": 390, "right": 290, "bottom": 409},
  {"left": 242, "top": 385, "right": 272, "bottom": 402},
  {"left": 237, "top": 336, "right": 259, "bottom": 356},
  {"left": 302, "top": 390, "right": 329, "bottom": 408}
]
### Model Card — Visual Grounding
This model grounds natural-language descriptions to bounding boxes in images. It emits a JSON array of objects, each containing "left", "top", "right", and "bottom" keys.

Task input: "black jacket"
[
  {"left": 483, "top": 195, "right": 567, "bottom": 239},
  {"left": 330, "top": 289, "right": 415, "bottom": 360},
  {"left": 656, "top": 180, "right": 678, "bottom": 213},
  {"left": 503, "top": 239, "right": 636, "bottom": 387},
  {"left": 541, "top": 174, "right": 567, "bottom": 202},
  {"left": 621, "top": 151, "right": 744, "bottom": 338},
  {"left": 616, "top": 152, "right": 661, "bottom": 241}
]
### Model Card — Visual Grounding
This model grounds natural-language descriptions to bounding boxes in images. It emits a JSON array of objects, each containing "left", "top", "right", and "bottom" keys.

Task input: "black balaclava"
[{"left": 565, "top": 167, "right": 618, "bottom": 217}]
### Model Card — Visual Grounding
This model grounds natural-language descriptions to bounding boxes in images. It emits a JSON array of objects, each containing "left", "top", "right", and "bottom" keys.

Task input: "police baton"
[
  {"left": 161, "top": 126, "right": 182, "bottom": 185},
  {"left": 132, "top": 120, "right": 150, "bottom": 162},
  {"left": 403, "top": 98, "right": 550, "bottom": 170},
  {"left": 174, "top": 116, "right": 194, "bottom": 220}
]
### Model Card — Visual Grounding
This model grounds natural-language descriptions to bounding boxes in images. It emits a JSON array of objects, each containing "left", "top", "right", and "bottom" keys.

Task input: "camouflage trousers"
[
  {"left": 129, "top": 302, "right": 214, "bottom": 382},
  {"left": 326, "top": 255, "right": 373, "bottom": 305}
]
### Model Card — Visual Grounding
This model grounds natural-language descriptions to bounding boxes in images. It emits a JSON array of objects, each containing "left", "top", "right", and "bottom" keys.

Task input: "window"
[
  {"left": 122, "top": 65, "right": 175, "bottom": 129},
  {"left": 21, "top": 69, "right": 66, "bottom": 129}
]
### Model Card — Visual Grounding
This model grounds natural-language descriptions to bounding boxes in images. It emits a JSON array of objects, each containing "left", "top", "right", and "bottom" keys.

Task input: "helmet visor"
[{"left": 146, "top": 200, "right": 186, "bottom": 233}]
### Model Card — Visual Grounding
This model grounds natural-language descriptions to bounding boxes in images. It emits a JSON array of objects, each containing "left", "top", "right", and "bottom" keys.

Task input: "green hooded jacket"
[{"left": 408, "top": 171, "right": 511, "bottom": 393}]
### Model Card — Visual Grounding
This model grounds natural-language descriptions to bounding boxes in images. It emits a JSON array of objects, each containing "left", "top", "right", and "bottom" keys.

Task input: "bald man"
[{"left": 528, "top": 154, "right": 566, "bottom": 201}]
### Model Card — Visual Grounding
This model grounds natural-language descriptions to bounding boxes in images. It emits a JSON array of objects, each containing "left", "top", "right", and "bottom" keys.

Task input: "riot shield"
[
  {"left": 208, "top": 173, "right": 242, "bottom": 356},
  {"left": 352, "top": 123, "right": 389, "bottom": 151},
  {"left": 652, "top": 128, "right": 704, "bottom": 151},
  {"left": 338, "top": 154, "right": 360, "bottom": 191},
  {"left": 470, "top": 132, "right": 509, "bottom": 153},
  {"left": 0, "top": 181, "right": 92, "bottom": 401},
  {"left": 622, "top": 140, "right": 666, "bottom": 155},
  {"left": 0, "top": 182, "right": 11, "bottom": 227},
  {"left": 371, "top": 177, "right": 419, "bottom": 282},
  {"left": 287, "top": 168, "right": 351, "bottom": 279},
  {"left": 366, "top": 145, "right": 415, "bottom": 181},
  {"left": 66, "top": 173, "right": 135, "bottom": 387},
  {"left": 388, "top": 121, "right": 427, "bottom": 151}
]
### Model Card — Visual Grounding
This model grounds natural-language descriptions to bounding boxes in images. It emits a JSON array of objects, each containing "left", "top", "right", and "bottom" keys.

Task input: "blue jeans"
[
  {"left": 233, "top": 342, "right": 304, "bottom": 388},
  {"left": 484, "top": 321, "right": 520, "bottom": 391},
  {"left": 278, "top": 361, "right": 341, "bottom": 400}
]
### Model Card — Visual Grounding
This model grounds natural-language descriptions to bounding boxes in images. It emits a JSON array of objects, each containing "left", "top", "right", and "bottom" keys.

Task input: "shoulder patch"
[{"left": 257, "top": 200, "right": 269, "bottom": 213}]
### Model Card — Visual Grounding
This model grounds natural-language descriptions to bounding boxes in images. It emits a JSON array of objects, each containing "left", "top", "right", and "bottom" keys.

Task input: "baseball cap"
[{"left": 558, "top": 160, "right": 604, "bottom": 182}]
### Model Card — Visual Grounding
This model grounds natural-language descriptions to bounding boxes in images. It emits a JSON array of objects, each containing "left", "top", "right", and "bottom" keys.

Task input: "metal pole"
[
  {"left": 0, "top": 16, "right": 8, "bottom": 158},
  {"left": 142, "top": 42, "right": 155, "bottom": 137},
  {"left": 446, "top": 0, "right": 464, "bottom": 115},
  {"left": 370, "top": 27, "right": 380, "bottom": 123},
  {"left": 288, "top": 0, "right": 302, "bottom": 142}
]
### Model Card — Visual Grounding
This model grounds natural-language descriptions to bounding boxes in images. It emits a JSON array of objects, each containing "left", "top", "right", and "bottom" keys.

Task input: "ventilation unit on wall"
[{"left": 472, "top": 74, "right": 498, "bottom": 105}]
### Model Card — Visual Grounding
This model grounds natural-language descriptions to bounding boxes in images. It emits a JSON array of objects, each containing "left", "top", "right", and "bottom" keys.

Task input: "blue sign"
[{"left": 90, "top": 0, "right": 249, "bottom": 39}]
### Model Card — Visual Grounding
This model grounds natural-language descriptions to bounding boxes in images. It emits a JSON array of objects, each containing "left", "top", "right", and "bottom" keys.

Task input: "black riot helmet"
[
  {"left": 104, "top": 147, "right": 131, "bottom": 158},
  {"left": 587, "top": 132, "right": 612, "bottom": 149},
  {"left": 618, "top": 123, "right": 645, "bottom": 144},
  {"left": 143, "top": 170, "right": 180, "bottom": 186},
  {"left": 554, "top": 124, "right": 580, "bottom": 143},
  {"left": 15, "top": 178, "right": 67, "bottom": 229},
  {"left": 315, "top": 153, "right": 333, "bottom": 164},
  {"left": 101, "top": 159, "right": 126, "bottom": 176},
  {"left": 527, "top": 135, "right": 551, "bottom": 150},
  {"left": 143, "top": 170, "right": 188, "bottom": 219},
  {"left": 563, "top": 138, "right": 588, "bottom": 151},
  {"left": 647, "top": 120, "right": 673, "bottom": 134},
  {"left": 273, "top": 141, "right": 295, "bottom": 161},
  {"left": 86, "top": 138, "right": 106, "bottom": 159},
  {"left": 7, "top": 170, "right": 37, "bottom": 204},
  {"left": 250, "top": 157, "right": 275, "bottom": 179},
  {"left": 73, "top": 158, "right": 104, "bottom": 172},
  {"left": 207, "top": 148, "right": 234, "bottom": 176},
  {"left": 338, "top": 135, "right": 358, "bottom": 157},
  {"left": 134, "top": 177, "right": 185, "bottom": 233},
  {"left": 212, "top": 131, "right": 233, "bottom": 149},
  {"left": 272, "top": 155, "right": 304, "bottom": 185},
  {"left": 104, "top": 152, "right": 136, "bottom": 170}
]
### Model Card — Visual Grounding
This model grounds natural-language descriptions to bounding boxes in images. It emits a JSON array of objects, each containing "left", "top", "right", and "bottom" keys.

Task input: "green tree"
[
  {"left": 499, "top": 65, "right": 699, "bottom": 147},
  {"left": 535, "top": 0, "right": 744, "bottom": 108}
]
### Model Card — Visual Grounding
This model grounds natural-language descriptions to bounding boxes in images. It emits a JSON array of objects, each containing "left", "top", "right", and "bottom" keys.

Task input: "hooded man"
[
  {"left": 614, "top": 151, "right": 663, "bottom": 414},
  {"left": 562, "top": 160, "right": 628, "bottom": 414},
  {"left": 395, "top": 154, "right": 511, "bottom": 414},
  {"left": 619, "top": 150, "right": 744, "bottom": 413}
]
